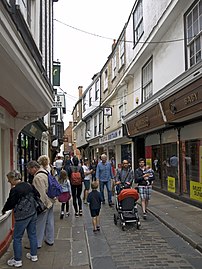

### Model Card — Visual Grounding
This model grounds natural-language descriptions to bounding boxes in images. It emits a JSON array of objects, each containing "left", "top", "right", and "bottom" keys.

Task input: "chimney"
[
  {"left": 112, "top": 39, "right": 116, "bottom": 51},
  {"left": 78, "top": 86, "right": 83, "bottom": 98}
]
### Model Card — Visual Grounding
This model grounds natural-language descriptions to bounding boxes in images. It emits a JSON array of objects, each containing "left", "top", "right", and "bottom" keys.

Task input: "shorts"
[
  {"left": 90, "top": 208, "right": 100, "bottom": 217},
  {"left": 138, "top": 185, "right": 152, "bottom": 200},
  {"left": 84, "top": 180, "right": 90, "bottom": 190}
]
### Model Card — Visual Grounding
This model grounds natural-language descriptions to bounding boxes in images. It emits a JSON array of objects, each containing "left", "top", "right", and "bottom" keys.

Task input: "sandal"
[{"left": 79, "top": 210, "right": 83, "bottom": 216}]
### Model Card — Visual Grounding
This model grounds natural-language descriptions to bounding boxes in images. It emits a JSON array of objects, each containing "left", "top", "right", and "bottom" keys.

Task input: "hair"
[
  {"left": 37, "top": 155, "right": 50, "bottom": 167},
  {"left": 101, "top": 154, "right": 107, "bottom": 160},
  {"left": 7, "top": 170, "right": 22, "bottom": 181},
  {"left": 72, "top": 156, "right": 79, "bottom": 166},
  {"left": 27, "top": 160, "right": 40, "bottom": 169},
  {"left": 59, "top": 169, "right": 68, "bottom": 183},
  {"left": 138, "top": 158, "right": 145, "bottom": 163},
  {"left": 91, "top": 180, "right": 99, "bottom": 190}
]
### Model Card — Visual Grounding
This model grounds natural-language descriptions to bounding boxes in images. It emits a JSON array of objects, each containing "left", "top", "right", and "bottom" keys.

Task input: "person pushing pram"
[{"left": 115, "top": 160, "right": 134, "bottom": 194}]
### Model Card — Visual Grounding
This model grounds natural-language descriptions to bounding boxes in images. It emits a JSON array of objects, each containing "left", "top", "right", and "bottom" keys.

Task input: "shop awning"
[{"left": 22, "top": 119, "right": 48, "bottom": 140}]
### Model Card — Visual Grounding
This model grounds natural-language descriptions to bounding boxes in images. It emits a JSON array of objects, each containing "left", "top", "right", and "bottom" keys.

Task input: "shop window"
[{"left": 121, "top": 144, "right": 132, "bottom": 164}]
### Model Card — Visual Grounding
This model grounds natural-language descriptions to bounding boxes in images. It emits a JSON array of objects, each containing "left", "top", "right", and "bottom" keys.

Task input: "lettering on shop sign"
[
  {"left": 135, "top": 116, "right": 149, "bottom": 130},
  {"left": 184, "top": 92, "right": 198, "bottom": 105}
]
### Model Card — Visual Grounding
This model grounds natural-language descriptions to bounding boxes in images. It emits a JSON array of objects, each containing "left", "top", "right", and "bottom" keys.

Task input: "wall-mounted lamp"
[{"left": 135, "top": 97, "right": 139, "bottom": 104}]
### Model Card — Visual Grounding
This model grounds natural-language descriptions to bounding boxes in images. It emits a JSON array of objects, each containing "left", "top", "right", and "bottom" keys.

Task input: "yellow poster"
[
  {"left": 146, "top": 158, "right": 152, "bottom": 167},
  {"left": 190, "top": 181, "right": 202, "bottom": 202},
  {"left": 200, "top": 146, "right": 202, "bottom": 183},
  {"left": 167, "top": 176, "right": 175, "bottom": 193}
]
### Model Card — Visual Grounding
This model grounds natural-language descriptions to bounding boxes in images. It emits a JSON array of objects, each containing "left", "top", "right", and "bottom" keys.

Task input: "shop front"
[
  {"left": 99, "top": 126, "right": 132, "bottom": 170},
  {"left": 126, "top": 77, "right": 202, "bottom": 207},
  {"left": 17, "top": 119, "right": 48, "bottom": 181}
]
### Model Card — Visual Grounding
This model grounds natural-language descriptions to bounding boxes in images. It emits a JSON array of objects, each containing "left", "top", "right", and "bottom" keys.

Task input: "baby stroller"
[{"left": 114, "top": 187, "right": 141, "bottom": 231}]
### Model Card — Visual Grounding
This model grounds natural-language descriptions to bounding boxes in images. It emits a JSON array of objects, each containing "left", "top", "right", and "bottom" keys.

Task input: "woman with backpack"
[{"left": 67, "top": 156, "right": 85, "bottom": 217}]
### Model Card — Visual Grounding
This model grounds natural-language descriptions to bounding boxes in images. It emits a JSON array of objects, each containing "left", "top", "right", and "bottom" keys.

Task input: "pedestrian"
[
  {"left": 89, "top": 159, "right": 97, "bottom": 181},
  {"left": 82, "top": 157, "right": 93, "bottom": 204},
  {"left": 58, "top": 169, "right": 71, "bottom": 219},
  {"left": 1, "top": 170, "right": 38, "bottom": 267},
  {"left": 134, "top": 158, "right": 155, "bottom": 219},
  {"left": 96, "top": 153, "right": 114, "bottom": 206},
  {"left": 87, "top": 181, "right": 102, "bottom": 232},
  {"left": 37, "top": 155, "right": 52, "bottom": 173},
  {"left": 55, "top": 155, "right": 63, "bottom": 177},
  {"left": 63, "top": 155, "right": 72, "bottom": 173},
  {"left": 27, "top": 160, "right": 55, "bottom": 248},
  {"left": 68, "top": 156, "right": 85, "bottom": 217},
  {"left": 143, "top": 165, "right": 155, "bottom": 185},
  {"left": 115, "top": 159, "right": 134, "bottom": 194}
]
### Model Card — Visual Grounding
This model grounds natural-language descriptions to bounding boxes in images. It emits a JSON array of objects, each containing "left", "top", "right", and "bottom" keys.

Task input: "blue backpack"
[{"left": 36, "top": 171, "right": 62, "bottom": 198}]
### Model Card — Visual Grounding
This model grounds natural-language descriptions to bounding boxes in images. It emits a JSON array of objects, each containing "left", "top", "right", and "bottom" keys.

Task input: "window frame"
[
  {"left": 185, "top": 0, "right": 202, "bottom": 68},
  {"left": 142, "top": 57, "right": 153, "bottom": 102},
  {"left": 133, "top": 0, "right": 144, "bottom": 46}
]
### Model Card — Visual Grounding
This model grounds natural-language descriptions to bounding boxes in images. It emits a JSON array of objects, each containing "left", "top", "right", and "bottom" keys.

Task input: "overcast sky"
[{"left": 53, "top": 0, "right": 134, "bottom": 126}]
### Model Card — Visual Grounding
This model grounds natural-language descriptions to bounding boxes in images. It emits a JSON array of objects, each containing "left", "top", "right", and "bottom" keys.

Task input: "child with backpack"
[
  {"left": 87, "top": 181, "right": 102, "bottom": 232},
  {"left": 68, "top": 156, "right": 85, "bottom": 217},
  {"left": 58, "top": 170, "right": 71, "bottom": 219}
]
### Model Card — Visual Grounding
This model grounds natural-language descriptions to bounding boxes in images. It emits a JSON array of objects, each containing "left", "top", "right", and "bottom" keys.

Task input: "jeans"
[
  {"left": 36, "top": 206, "right": 54, "bottom": 247},
  {"left": 13, "top": 213, "right": 37, "bottom": 261},
  {"left": 99, "top": 180, "right": 112, "bottom": 204}
]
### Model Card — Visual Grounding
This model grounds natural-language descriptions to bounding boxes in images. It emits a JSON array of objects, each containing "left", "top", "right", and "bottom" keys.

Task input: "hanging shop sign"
[
  {"left": 53, "top": 62, "right": 61, "bottom": 86},
  {"left": 53, "top": 94, "right": 66, "bottom": 109}
]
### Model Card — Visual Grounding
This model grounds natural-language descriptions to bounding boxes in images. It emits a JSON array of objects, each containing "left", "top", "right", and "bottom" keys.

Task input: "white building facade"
[{"left": 0, "top": 0, "right": 57, "bottom": 256}]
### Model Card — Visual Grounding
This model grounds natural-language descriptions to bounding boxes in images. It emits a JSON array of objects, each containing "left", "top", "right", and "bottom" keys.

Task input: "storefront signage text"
[
  {"left": 190, "top": 181, "right": 202, "bottom": 202},
  {"left": 99, "top": 128, "right": 122, "bottom": 144},
  {"left": 135, "top": 116, "right": 149, "bottom": 130},
  {"left": 184, "top": 92, "right": 198, "bottom": 105}
]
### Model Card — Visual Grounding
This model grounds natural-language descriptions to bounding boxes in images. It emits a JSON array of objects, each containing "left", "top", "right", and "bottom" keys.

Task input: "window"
[
  {"left": 89, "top": 88, "right": 92, "bottom": 107},
  {"left": 98, "top": 112, "right": 102, "bottom": 134},
  {"left": 133, "top": 0, "right": 143, "bottom": 45},
  {"left": 104, "top": 69, "right": 108, "bottom": 90},
  {"left": 94, "top": 115, "right": 97, "bottom": 136},
  {"left": 76, "top": 106, "right": 79, "bottom": 118},
  {"left": 83, "top": 95, "right": 86, "bottom": 112},
  {"left": 142, "top": 58, "right": 153, "bottom": 102},
  {"left": 86, "top": 121, "right": 91, "bottom": 139},
  {"left": 186, "top": 1, "right": 202, "bottom": 67},
  {"left": 95, "top": 80, "right": 99, "bottom": 100},
  {"left": 112, "top": 54, "right": 117, "bottom": 79},
  {"left": 119, "top": 38, "right": 125, "bottom": 67},
  {"left": 119, "top": 104, "right": 124, "bottom": 119},
  {"left": 27, "top": 0, "right": 32, "bottom": 27}
]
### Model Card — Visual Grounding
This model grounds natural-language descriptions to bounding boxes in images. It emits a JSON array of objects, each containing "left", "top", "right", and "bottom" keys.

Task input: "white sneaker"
[
  {"left": 7, "top": 258, "right": 22, "bottom": 267},
  {"left": 26, "top": 252, "right": 38, "bottom": 262}
]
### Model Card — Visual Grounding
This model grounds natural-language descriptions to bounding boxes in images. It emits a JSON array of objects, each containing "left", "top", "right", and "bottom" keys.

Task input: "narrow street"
[{"left": 1, "top": 190, "right": 202, "bottom": 269}]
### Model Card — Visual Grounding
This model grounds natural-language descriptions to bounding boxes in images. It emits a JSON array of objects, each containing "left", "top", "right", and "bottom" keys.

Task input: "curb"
[{"left": 148, "top": 208, "right": 202, "bottom": 254}]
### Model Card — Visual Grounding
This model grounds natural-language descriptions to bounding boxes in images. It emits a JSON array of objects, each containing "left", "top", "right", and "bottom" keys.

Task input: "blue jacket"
[{"left": 96, "top": 161, "right": 114, "bottom": 182}]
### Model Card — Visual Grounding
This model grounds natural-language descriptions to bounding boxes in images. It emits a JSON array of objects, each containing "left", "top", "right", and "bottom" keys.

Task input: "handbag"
[
  {"left": 35, "top": 196, "right": 46, "bottom": 215},
  {"left": 58, "top": 192, "right": 71, "bottom": 203}
]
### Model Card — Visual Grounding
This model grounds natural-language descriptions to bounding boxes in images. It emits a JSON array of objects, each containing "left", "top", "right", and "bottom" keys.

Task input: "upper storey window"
[
  {"left": 133, "top": 0, "right": 144, "bottom": 45},
  {"left": 186, "top": 0, "right": 202, "bottom": 67}
]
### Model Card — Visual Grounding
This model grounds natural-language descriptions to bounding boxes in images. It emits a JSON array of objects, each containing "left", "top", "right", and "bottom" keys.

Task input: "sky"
[{"left": 53, "top": 0, "right": 134, "bottom": 127}]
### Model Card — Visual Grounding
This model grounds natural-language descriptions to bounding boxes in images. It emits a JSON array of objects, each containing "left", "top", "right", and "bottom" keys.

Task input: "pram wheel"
[
  {"left": 114, "top": 213, "right": 118, "bottom": 225},
  {"left": 136, "top": 221, "right": 141, "bottom": 230},
  {"left": 122, "top": 224, "right": 126, "bottom": 231}
]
